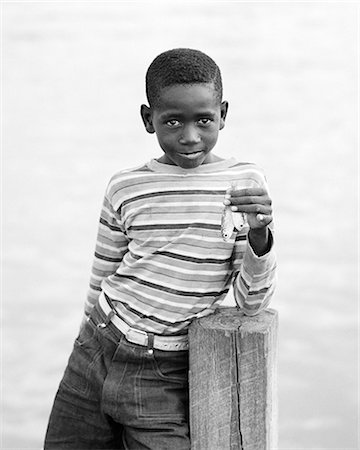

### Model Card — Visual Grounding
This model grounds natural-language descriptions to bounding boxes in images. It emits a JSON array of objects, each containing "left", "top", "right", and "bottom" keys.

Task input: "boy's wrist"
[{"left": 248, "top": 227, "right": 270, "bottom": 257}]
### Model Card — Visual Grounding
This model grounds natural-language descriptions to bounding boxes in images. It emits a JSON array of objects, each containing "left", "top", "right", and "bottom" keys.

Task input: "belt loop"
[
  {"left": 97, "top": 310, "right": 115, "bottom": 329},
  {"left": 147, "top": 333, "right": 154, "bottom": 355}
]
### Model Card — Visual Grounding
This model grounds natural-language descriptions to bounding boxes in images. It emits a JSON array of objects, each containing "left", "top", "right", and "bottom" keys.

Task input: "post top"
[{"left": 192, "top": 307, "right": 278, "bottom": 334}]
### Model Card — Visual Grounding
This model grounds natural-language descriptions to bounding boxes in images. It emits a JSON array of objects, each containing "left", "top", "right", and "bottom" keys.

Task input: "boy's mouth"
[{"left": 178, "top": 150, "right": 204, "bottom": 160}]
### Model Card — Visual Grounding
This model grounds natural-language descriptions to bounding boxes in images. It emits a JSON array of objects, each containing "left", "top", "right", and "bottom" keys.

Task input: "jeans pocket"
[
  {"left": 135, "top": 352, "right": 189, "bottom": 421},
  {"left": 75, "top": 318, "right": 97, "bottom": 346},
  {"left": 61, "top": 321, "right": 103, "bottom": 396},
  {"left": 152, "top": 350, "right": 189, "bottom": 382}
]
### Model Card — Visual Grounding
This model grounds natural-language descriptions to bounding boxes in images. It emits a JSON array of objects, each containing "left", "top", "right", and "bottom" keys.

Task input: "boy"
[{"left": 44, "top": 48, "right": 276, "bottom": 450}]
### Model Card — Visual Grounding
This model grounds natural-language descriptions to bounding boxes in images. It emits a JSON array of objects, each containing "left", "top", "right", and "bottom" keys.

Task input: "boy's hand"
[
  {"left": 224, "top": 187, "right": 273, "bottom": 256},
  {"left": 224, "top": 187, "right": 273, "bottom": 229}
]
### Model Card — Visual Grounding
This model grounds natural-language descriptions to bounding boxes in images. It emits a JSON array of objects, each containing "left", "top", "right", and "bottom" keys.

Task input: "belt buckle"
[{"left": 125, "top": 328, "right": 148, "bottom": 347}]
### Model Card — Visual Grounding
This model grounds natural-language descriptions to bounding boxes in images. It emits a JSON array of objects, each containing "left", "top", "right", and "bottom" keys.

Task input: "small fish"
[
  {"left": 233, "top": 210, "right": 247, "bottom": 230},
  {"left": 221, "top": 207, "right": 247, "bottom": 241},
  {"left": 221, "top": 182, "right": 248, "bottom": 241},
  {"left": 221, "top": 205, "right": 235, "bottom": 242}
]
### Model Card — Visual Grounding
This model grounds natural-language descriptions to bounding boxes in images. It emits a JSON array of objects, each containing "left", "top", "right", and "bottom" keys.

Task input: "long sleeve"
[
  {"left": 232, "top": 230, "right": 276, "bottom": 315},
  {"left": 84, "top": 190, "right": 130, "bottom": 317}
]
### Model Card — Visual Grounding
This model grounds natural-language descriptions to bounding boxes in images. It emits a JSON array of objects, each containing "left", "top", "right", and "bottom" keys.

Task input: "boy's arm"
[
  {"left": 226, "top": 184, "right": 276, "bottom": 315},
  {"left": 84, "top": 190, "right": 129, "bottom": 319},
  {"left": 232, "top": 226, "right": 276, "bottom": 315}
]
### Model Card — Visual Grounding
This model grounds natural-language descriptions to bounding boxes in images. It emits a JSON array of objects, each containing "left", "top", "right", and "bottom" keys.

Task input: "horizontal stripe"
[
  {"left": 89, "top": 283, "right": 101, "bottom": 292},
  {"left": 136, "top": 258, "right": 230, "bottom": 278},
  {"left": 106, "top": 293, "right": 180, "bottom": 328},
  {"left": 107, "top": 279, "right": 213, "bottom": 312},
  {"left": 113, "top": 300, "right": 192, "bottom": 334},
  {"left": 94, "top": 252, "right": 123, "bottom": 263},
  {"left": 121, "top": 189, "right": 225, "bottom": 208},
  {"left": 248, "top": 286, "right": 270, "bottom": 296},
  {"left": 155, "top": 250, "right": 231, "bottom": 264},
  {"left": 122, "top": 201, "right": 222, "bottom": 222},
  {"left": 128, "top": 222, "right": 220, "bottom": 232},
  {"left": 235, "top": 234, "right": 247, "bottom": 242},
  {"left": 114, "top": 274, "right": 228, "bottom": 298},
  {"left": 122, "top": 262, "right": 230, "bottom": 286},
  {"left": 99, "top": 217, "right": 123, "bottom": 232}
]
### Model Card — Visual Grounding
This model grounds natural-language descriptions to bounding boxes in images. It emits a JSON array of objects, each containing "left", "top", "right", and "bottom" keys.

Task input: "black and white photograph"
[{"left": 1, "top": 1, "right": 358, "bottom": 449}]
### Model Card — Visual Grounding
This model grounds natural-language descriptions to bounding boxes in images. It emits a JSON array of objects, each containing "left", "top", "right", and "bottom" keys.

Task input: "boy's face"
[{"left": 141, "top": 83, "right": 228, "bottom": 169}]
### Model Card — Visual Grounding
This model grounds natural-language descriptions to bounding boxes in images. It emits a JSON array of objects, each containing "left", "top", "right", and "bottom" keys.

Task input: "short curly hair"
[{"left": 146, "top": 48, "right": 223, "bottom": 108}]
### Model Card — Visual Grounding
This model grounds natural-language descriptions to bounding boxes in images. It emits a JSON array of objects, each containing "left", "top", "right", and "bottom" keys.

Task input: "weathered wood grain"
[{"left": 189, "top": 308, "right": 278, "bottom": 450}]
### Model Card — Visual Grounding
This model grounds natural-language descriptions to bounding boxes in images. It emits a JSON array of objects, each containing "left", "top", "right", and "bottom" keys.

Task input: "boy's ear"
[
  {"left": 140, "top": 104, "right": 155, "bottom": 134},
  {"left": 219, "top": 101, "right": 229, "bottom": 130}
]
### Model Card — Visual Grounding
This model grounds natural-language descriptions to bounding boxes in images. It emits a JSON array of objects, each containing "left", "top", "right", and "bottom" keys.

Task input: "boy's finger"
[
  {"left": 254, "top": 213, "right": 273, "bottom": 227},
  {"left": 230, "top": 187, "right": 268, "bottom": 197},
  {"left": 229, "top": 204, "right": 272, "bottom": 215},
  {"left": 256, "top": 213, "right": 273, "bottom": 224},
  {"left": 228, "top": 195, "right": 272, "bottom": 206}
]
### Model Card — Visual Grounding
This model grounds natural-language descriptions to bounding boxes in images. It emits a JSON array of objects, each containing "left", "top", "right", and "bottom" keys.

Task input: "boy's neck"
[
  {"left": 156, "top": 153, "right": 224, "bottom": 166},
  {"left": 147, "top": 157, "right": 238, "bottom": 174}
]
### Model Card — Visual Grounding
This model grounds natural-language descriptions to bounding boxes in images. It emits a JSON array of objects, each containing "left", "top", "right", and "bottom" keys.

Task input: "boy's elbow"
[
  {"left": 239, "top": 302, "right": 268, "bottom": 316},
  {"left": 235, "top": 286, "right": 275, "bottom": 316},
  {"left": 242, "top": 307, "right": 263, "bottom": 317}
]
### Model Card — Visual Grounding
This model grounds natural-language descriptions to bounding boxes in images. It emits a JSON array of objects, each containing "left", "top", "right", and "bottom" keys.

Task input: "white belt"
[{"left": 98, "top": 293, "right": 189, "bottom": 352}]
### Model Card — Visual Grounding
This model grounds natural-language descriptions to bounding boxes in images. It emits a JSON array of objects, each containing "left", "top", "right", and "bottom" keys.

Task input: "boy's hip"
[{"left": 93, "top": 292, "right": 189, "bottom": 352}]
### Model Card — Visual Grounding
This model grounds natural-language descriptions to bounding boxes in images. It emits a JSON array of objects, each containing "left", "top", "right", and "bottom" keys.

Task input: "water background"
[{"left": 2, "top": 2, "right": 358, "bottom": 448}]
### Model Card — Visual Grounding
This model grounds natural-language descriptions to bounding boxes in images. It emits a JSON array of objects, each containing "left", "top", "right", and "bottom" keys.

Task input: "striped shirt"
[{"left": 85, "top": 157, "right": 276, "bottom": 335}]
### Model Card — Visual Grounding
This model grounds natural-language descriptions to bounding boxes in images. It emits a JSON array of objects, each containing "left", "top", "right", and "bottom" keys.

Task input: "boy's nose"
[{"left": 179, "top": 126, "right": 201, "bottom": 145}]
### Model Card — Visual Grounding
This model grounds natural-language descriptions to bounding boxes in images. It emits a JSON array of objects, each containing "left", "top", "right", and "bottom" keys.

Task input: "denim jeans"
[{"left": 44, "top": 303, "right": 190, "bottom": 449}]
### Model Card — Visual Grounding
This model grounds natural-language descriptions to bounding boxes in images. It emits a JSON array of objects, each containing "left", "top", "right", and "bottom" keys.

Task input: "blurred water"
[{"left": 2, "top": 2, "right": 358, "bottom": 449}]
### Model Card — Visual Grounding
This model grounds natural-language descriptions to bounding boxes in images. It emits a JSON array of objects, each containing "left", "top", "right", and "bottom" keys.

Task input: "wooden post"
[{"left": 189, "top": 307, "right": 278, "bottom": 450}]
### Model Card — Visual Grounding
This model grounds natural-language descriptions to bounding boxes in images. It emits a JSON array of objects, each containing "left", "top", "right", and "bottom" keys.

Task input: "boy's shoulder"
[
  {"left": 107, "top": 162, "right": 152, "bottom": 187},
  {"left": 104, "top": 162, "right": 155, "bottom": 206},
  {"left": 110, "top": 162, "right": 152, "bottom": 179}
]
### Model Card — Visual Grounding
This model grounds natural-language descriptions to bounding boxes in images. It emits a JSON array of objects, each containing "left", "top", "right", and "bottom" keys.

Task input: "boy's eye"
[
  {"left": 166, "top": 119, "right": 181, "bottom": 128},
  {"left": 198, "top": 118, "right": 212, "bottom": 126}
]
